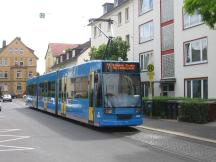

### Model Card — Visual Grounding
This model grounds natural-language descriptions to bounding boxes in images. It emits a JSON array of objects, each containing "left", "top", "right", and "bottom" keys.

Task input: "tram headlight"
[
  {"left": 104, "top": 108, "right": 113, "bottom": 114},
  {"left": 136, "top": 108, "right": 142, "bottom": 114}
]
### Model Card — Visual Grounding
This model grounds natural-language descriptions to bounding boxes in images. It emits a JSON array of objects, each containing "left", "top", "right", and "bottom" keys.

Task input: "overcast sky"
[{"left": 0, "top": 0, "right": 113, "bottom": 74}]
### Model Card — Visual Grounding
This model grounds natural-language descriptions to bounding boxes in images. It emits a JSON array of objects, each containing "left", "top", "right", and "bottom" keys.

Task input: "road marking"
[
  {"left": 0, "top": 129, "right": 20, "bottom": 133},
  {"left": 0, "top": 129, "right": 35, "bottom": 152},
  {"left": 137, "top": 126, "right": 216, "bottom": 144},
  {"left": 0, "top": 145, "right": 34, "bottom": 152},
  {"left": 0, "top": 135, "right": 30, "bottom": 143}
]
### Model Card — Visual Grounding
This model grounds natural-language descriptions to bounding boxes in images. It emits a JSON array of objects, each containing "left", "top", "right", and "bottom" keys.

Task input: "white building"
[
  {"left": 90, "top": 0, "right": 134, "bottom": 61},
  {"left": 90, "top": 0, "right": 216, "bottom": 99}
]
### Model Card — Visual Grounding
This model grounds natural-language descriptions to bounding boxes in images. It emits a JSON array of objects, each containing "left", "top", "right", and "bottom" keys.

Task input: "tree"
[
  {"left": 89, "top": 37, "right": 130, "bottom": 61},
  {"left": 184, "top": 0, "right": 216, "bottom": 29}
]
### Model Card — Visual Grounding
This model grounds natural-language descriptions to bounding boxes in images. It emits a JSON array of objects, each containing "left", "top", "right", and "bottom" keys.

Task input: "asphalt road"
[{"left": 0, "top": 99, "right": 214, "bottom": 162}]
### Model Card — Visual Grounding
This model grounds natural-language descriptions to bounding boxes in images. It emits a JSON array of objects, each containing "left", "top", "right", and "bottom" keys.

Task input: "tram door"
[
  {"left": 60, "top": 76, "right": 67, "bottom": 116},
  {"left": 88, "top": 72, "right": 95, "bottom": 123}
]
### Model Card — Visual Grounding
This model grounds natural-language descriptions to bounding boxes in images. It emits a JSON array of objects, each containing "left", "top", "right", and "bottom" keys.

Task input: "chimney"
[
  {"left": 2, "top": 40, "right": 6, "bottom": 48},
  {"left": 17, "top": 37, "right": 21, "bottom": 41},
  {"left": 103, "top": 3, "right": 114, "bottom": 14}
]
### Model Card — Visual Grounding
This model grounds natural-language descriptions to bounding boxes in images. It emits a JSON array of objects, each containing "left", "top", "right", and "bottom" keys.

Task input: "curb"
[{"left": 137, "top": 125, "right": 216, "bottom": 144}]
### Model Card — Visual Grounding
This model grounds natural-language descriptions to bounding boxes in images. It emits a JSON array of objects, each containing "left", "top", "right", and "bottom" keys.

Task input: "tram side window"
[
  {"left": 30, "top": 84, "right": 36, "bottom": 96},
  {"left": 59, "top": 79, "right": 62, "bottom": 98},
  {"left": 96, "top": 76, "right": 102, "bottom": 107},
  {"left": 59, "top": 77, "right": 67, "bottom": 102},
  {"left": 27, "top": 85, "right": 33, "bottom": 95},
  {"left": 74, "top": 77, "right": 88, "bottom": 98},
  {"left": 39, "top": 83, "right": 48, "bottom": 97},
  {"left": 67, "top": 78, "right": 75, "bottom": 99},
  {"left": 48, "top": 81, "right": 55, "bottom": 97}
]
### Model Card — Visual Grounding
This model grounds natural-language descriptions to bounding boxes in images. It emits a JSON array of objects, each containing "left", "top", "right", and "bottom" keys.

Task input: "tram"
[{"left": 26, "top": 60, "right": 143, "bottom": 127}]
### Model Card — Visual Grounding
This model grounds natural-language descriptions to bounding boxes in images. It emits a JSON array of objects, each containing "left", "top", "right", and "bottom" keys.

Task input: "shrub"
[{"left": 178, "top": 100, "right": 209, "bottom": 123}]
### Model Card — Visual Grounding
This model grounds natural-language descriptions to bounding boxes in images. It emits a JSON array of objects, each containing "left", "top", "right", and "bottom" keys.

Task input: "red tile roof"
[{"left": 49, "top": 43, "right": 79, "bottom": 57}]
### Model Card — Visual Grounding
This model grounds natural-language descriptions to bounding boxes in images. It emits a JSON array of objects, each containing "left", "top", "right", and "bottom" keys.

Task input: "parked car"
[
  {"left": 3, "top": 94, "right": 12, "bottom": 102},
  {"left": 0, "top": 100, "right": 2, "bottom": 111}
]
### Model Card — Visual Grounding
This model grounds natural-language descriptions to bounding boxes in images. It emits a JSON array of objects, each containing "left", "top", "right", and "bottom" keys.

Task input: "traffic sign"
[
  {"left": 147, "top": 72, "right": 154, "bottom": 81},
  {"left": 147, "top": 64, "right": 154, "bottom": 72}
]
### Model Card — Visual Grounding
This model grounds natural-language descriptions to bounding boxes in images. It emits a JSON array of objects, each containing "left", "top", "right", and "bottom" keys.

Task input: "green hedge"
[
  {"left": 143, "top": 97, "right": 182, "bottom": 119},
  {"left": 143, "top": 97, "right": 215, "bottom": 123},
  {"left": 178, "top": 101, "right": 208, "bottom": 123}
]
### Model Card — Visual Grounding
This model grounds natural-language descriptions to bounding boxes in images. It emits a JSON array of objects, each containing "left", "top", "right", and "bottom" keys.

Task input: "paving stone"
[{"left": 128, "top": 132, "right": 216, "bottom": 162}]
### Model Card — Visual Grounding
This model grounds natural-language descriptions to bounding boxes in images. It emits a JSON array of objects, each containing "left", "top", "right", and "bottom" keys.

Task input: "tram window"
[
  {"left": 48, "top": 81, "right": 55, "bottom": 97},
  {"left": 74, "top": 77, "right": 88, "bottom": 98},
  {"left": 96, "top": 82, "right": 102, "bottom": 107},
  {"left": 59, "top": 79, "right": 62, "bottom": 98}
]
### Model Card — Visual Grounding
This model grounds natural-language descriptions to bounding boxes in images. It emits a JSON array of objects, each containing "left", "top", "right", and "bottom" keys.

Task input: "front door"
[
  {"left": 61, "top": 76, "right": 67, "bottom": 116},
  {"left": 88, "top": 72, "right": 94, "bottom": 123}
]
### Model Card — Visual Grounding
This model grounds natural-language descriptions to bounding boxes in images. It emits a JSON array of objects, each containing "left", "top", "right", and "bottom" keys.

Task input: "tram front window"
[{"left": 103, "top": 74, "right": 141, "bottom": 108}]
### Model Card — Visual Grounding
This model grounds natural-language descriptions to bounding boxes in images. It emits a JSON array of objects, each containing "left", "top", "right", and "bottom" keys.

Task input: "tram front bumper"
[{"left": 98, "top": 116, "right": 143, "bottom": 127}]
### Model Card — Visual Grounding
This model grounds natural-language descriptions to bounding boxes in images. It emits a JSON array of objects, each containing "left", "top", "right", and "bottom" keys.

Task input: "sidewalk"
[{"left": 139, "top": 117, "right": 216, "bottom": 143}]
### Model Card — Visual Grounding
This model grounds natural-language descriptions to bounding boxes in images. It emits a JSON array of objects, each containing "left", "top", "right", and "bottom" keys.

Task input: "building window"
[
  {"left": 125, "top": 7, "right": 129, "bottom": 22},
  {"left": 9, "top": 48, "right": 13, "bottom": 54},
  {"left": 17, "top": 70, "right": 22, "bottom": 78},
  {"left": 4, "top": 83, "right": 8, "bottom": 92},
  {"left": 17, "top": 83, "right": 22, "bottom": 92},
  {"left": 66, "top": 53, "right": 69, "bottom": 60},
  {"left": 140, "top": 51, "right": 152, "bottom": 71},
  {"left": 139, "top": 21, "right": 154, "bottom": 43},
  {"left": 60, "top": 55, "right": 63, "bottom": 62},
  {"left": 0, "top": 71, "right": 3, "bottom": 78},
  {"left": 162, "top": 84, "right": 175, "bottom": 96},
  {"left": 72, "top": 50, "right": 76, "bottom": 58},
  {"left": 162, "top": 54, "right": 175, "bottom": 78},
  {"left": 140, "top": 0, "right": 153, "bottom": 15},
  {"left": 19, "top": 48, "right": 23, "bottom": 54},
  {"left": 56, "top": 58, "right": 59, "bottom": 64},
  {"left": 185, "top": 78, "right": 208, "bottom": 99},
  {"left": 183, "top": 11, "right": 202, "bottom": 29},
  {"left": 20, "top": 61, "right": 24, "bottom": 66},
  {"left": 94, "top": 26, "right": 97, "bottom": 38},
  {"left": 28, "top": 71, "right": 33, "bottom": 78},
  {"left": 142, "top": 82, "right": 149, "bottom": 97},
  {"left": 0, "top": 59, "right": 8, "bottom": 66},
  {"left": 125, "top": 34, "right": 130, "bottom": 47},
  {"left": 184, "top": 38, "right": 207, "bottom": 65},
  {"left": 4, "top": 71, "right": 8, "bottom": 78},
  {"left": 118, "top": 12, "right": 122, "bottom": 25},
  {"left": 28, "top": 58, "right": 33, "bottom": 66}
]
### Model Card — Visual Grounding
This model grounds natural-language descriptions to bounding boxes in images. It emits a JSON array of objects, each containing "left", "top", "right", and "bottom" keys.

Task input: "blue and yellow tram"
[{"left": 26, "top": 60, "right": 143, "bottom": 127}]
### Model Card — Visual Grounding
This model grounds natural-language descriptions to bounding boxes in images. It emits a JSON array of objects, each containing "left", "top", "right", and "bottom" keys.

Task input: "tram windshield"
[{"left": 103, "top": 74, "right": 141, "bottom": 108}]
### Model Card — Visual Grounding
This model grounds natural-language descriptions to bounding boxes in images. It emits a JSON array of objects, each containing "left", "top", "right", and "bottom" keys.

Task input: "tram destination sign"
[{"left": 102, "top": 62, "right": 140, "bottom": 73}]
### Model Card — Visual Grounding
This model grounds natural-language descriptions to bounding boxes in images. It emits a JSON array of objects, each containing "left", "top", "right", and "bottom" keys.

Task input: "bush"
[
  {"left": 178, "top": 100, "right": 209, "bottom": 123},
  {"left": 143, "top": 97, "right": 181, "bottom": 119},
  {"left": 143, "top": 97, "right": 215, "bottom": 123}
]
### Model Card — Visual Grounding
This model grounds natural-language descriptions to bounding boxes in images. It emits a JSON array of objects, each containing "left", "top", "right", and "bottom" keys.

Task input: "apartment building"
[
  {"left": 45, "top": 43, "right": 78, "bottom": 73},
  {"left": 0, "top": 37, "right": 38, "bottom": 97},
  {"left": 90, "top": 0, "right": 216, "bottom": 99},
  {"left": 90, "top": 0, "right": 134, "bottom": 61},
  {"left": 174, "top": 0, "right": 216, "bottom": 99},
  {"left": 52, "top": 41, "right": 91, "bottom": 70}
]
